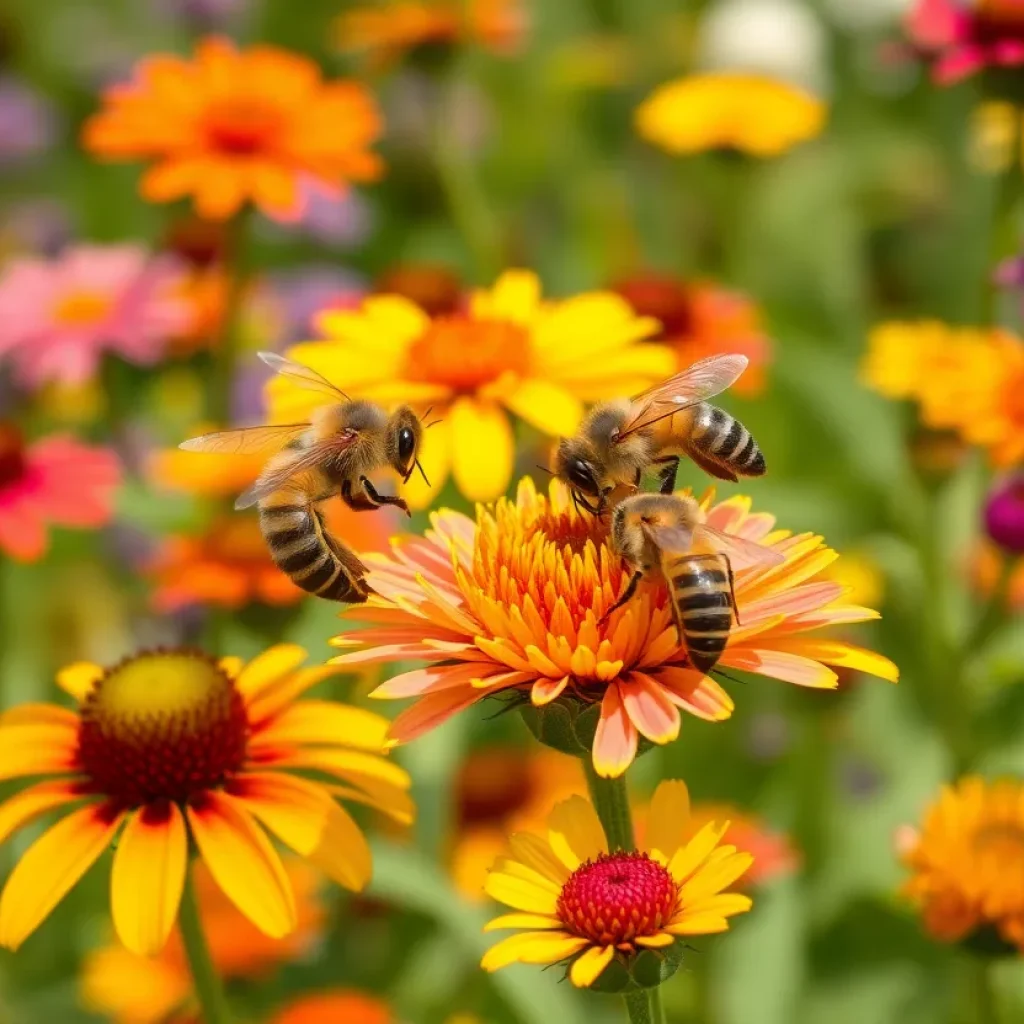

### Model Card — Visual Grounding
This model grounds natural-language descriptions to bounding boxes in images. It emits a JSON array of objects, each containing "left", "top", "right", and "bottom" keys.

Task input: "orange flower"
[
  {"left": 336, "top": 0, "right": 524, "bottom": 66},
  {"left": 0, "top": 645, "right": 413, "bottom": 954},
  {"left": 614, "top": 273, "right": 772, "bottom": 397},
  {"left": 270, "top": 991, "right": 392, "bottom": 1024},
  {"left": 970, "top": 539, "right": 1024, "bottom": 610},
  {"left": 83, "top": 38, "right": 383, "bottom": 222},
  {"left": 81, "top": 860, "right": 326, "bottom": 1024},
  {"left": 332, "top": 478, "right": 898, "bottom": 778},
  {"left": 901, "top": 777, "right": 1024, "bottom": 949},
  {"left": 148, "top": 429, "right": 267, "bottom": 499}
]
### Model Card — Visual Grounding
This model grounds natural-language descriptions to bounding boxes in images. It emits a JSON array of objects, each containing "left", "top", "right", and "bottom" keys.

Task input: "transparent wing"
[
  {"left": 641, "top": 522, "right": 694, "bottom": 559},
  {"left": 234, "top": 431, "right": 361, "bottom": 510},
  {"left": 693, "top": 524, "right": 785, "bottom": 571},
  {"left": 617, "top": 354, "right": 750, "bottom": 440},
  {"left": 258, "top": 351, "right": 351, "bottom": 401},
  {"left": 179, "top": 423, "right": 310, "bottom": 455}
]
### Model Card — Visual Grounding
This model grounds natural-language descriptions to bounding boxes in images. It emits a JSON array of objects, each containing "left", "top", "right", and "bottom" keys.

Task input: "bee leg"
[
  {"left": 599, "top": 570, "right": 643, "bottom": 625},
  {"left": 360, "top": 476, "right": 412, "bottom": 518},
  {"left": 722, "top": 555, "right": 741, "bottom": 626},
  {"left": 341, "top": 479, "right": 379, "bottom": 511},
  {"left": 572, "top": 490, "right": 602, "bottom": 516},
  {"left": 656, "top": 457, "right": 680, "bottom": 495}
]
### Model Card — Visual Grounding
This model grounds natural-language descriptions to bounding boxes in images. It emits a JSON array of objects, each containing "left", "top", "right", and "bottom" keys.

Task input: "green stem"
[
  {"left": 178, "top": 864, "right": 233, "bottom": 1024},
  {"left": 971, "top": 957, "right": 1000, "bottom": 1024},
  {"left": 209, "top": 210, "right": 251, "bottom": 428},
  {"left": 583, "top": 759, "right": 635, "bottom": 851},
  {"left": 624, "top": 990, "right": 654, "bottom": 1024},
  {"left": 649, "top": 982, "right": 667, "bottom": 1024},
  {"left": 983, "top": 114, "right": 1021, "bottom": 326}
]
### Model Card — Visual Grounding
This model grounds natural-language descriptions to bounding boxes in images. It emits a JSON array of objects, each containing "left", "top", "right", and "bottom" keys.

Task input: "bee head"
[
  {"left": 554, "top": 438, "right": 602, "bottom": 498},
  {"left": 386, "top": 406, "right": 425, "bottom": 484}
]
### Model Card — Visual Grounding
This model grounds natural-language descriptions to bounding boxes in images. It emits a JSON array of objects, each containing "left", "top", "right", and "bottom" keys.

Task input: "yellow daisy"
[
  {"left": 0, "top": 645, "right": 413, "bottom": 955},
  {"left": 636, "top": 72, "right": 826, "bottom": 158},
  {"left": 481, "top": 780, "right": 752, "bottom": 987},
  {"left": 265, "top": 269, "right": 674, "bottom": 506}
]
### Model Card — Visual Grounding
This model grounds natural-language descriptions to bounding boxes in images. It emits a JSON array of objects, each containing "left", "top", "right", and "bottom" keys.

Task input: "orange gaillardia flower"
[
  {"left": 863, "top": 321, "right": 1024, "bottom": 467},
  {"left": 901, "top": 777, "right": 1024, "bottom": 951},
  {"left": 0, "top": 645, "right": 413, "bottom": 954},
  {"left": 481, "top": 780, "right": 752, "bottom": 987},
  {"left": 83, "top": 38, "right": 383, "bottom": 222},
  {"left": 336, "top": 0, "right": 524, "bottom": 66},
  {"left": 332, "top": 478, "right": 898, "bottom": 778},
  {"left": 267, "top": 270, "right": 674, "bottom": 506},
  {"left": 613, "top": 273, "right": 772, "bottom": 397},
  {"left": 82, "top": 860, "right": 326, "bottom": 1024},
  {"left": 270, "top": 991, "right": 392, "bottom": 1024}
]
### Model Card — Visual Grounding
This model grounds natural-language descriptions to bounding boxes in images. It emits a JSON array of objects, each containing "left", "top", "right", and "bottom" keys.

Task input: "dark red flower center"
[
  {"left": 76, "top": 651, "right": 250, "bottom": 807},
  {"left": 557, "top": 851, "right": 678, "bottom": 945},
  {"left": 614, "top": 274, "right": 693, "bottom": 340},
  {"left": 375, "top": 264, "right": 463, "bottom": 317},
  {"left": 977, "top": 0, "right": 1024, "bottom": 39},
  {"left": 205, "top": 99, "right": 281, "bottom": 155},
  {"left": 0, "top": 423, "right": 27, "bottom": 489}
]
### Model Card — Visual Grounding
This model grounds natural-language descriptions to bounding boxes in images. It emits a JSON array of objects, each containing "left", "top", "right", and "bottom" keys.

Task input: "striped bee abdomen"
[
  {"left": 666, "top": 553, "right": 734, "bottom": 674},
  {"left": 687, "top": 403, "right": 765, "bottom": 479},
  {"left": 259, "top": 498, "right": 370, "bottom": 603}
]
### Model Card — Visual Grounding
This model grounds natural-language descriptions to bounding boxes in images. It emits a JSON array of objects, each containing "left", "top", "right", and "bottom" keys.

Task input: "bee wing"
[
  {"left": 258, "top": 351, "right": 351, "bottom": 401},
  {"left": 616, "top": 354, "right": 750, "bottom": 440},
  {"left": 640, "top": 523, "right": 694, "bottom": 558},
  {"left": 234, "top": 430, "right": 361, "bottom": 510},
  {"left": 693, "top": 524, "right": 785, "bottom": 571},
  {"left": 179, "top": 423, "right": 311, "bottom": 455}
]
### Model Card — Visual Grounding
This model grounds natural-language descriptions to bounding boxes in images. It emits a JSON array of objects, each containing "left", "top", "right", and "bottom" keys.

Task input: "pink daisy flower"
[
  {"left": 907, "top": 0, "right": 1024, "bottom": 83},
  {"left": 0, "top": 244, "right": 192, "bottom": 388},
  {"left": 0, "top": 426, "right": 121, "bottom": 561}
]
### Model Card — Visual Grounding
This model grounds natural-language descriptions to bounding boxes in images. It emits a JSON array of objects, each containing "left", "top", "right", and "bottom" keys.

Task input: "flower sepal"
[
  {"left": 518, "top": 694, "right": 653, "bottom": 761},
  {"left": 584, "top": 942, "right": 686, "bottom": 994},
  {"left": 962, "top": 925, "right": 1020, "bottom": 961}
]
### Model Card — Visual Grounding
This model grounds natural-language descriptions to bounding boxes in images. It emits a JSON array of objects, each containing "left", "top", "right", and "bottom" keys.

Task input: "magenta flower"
[
  {"left": 985, "top": 474, "right": 1024, "bottom": 553},
  {"left": 907, "top": 0, "right": 1024, "bottom": 83},
  {"left": 0, "top": 244, "right": 192, "bottom": 388},
  {"left": 0, "top": 426, "right": 121, "bottom": 561}
]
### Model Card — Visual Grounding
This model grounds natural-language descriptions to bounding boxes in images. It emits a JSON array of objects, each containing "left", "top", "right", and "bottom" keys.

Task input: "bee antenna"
[
  {"left": 414, "top": 459, "right": 431, "bottom": 487},
  {"left": 711, "top": 667, "right": 747, "bottom": 687},
  {"left": 422, "top": 406, "right": 433, "bottom": 420},
  {"left": 425, "top": 418, "right": 443, "bottom": 429},
  {"left": 535, "top": 464, "right": 554, "bottom": 476}
]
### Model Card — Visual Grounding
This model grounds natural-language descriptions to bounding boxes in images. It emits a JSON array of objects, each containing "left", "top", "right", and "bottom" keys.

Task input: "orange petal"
[
  {"left": 0, "top": 803, "right": 124, "bottom": 950},
  {"left": 621, "top": 673, "right": 681, "bottom": 743},
  {"left": 186, "top": 792, "right": 296, "bottom": 938},
  {"left": 0, "top": 779, "right": 91, "bottom": 846},
  {"left": 757, "top": 638, "right": 899, "bottom": 683},
  {"left": 718, "top": 648, "right": 838, "bottom": 689},
  {"left": 228, "top": 772, "right": 333, "bottom": 855},
  {"left": 111, "top": 802, "right": 187, "bottom": 956},
  {"left": 387, "top": 687, "right": 484, "bottom": 743},
  {"left": 592, "top": 684, "right": 638, "bottom": 779}
]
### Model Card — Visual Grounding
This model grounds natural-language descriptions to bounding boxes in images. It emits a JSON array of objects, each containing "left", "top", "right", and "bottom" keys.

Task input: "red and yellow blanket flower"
[
  {"left": 81, "top": 860, "right": 326, "bottom": 1024},
  {"left": 863, "top": 321, "right": 1024, "bottom": 467},
  {"left": 901, "top": 777, "right": 1024, "bottom": 950},
  {"left": 332, "top": 477, "right": 898, "bottom": 778},
  {"left": 636, "top": 73, "right": 826, "bottom": 158},
  {"left": 481, "top": 780, "right": 752, "bottom": 987},
  {"left": 0, "top": 645, "right": 413, "bottom": 955},
  {"left": 266, "top": 270, "right": 674, "bottom": 506},
  {"left": 83, "top": 38, "right": 383, "bottom": 222}
]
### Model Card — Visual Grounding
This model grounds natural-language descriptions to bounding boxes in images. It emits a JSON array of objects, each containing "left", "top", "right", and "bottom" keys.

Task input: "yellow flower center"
[
  {"left": 76, "top": 651, "right": 249, "bottom": 807},
  {"left": 53, "top": 289, "right": 113, "bottom": 328},
  {"left": 404, "top": 315, "right": 532, "bottom": 392},
  {"left": 205, "top": 98, "right": 282, "bottom": 155}
]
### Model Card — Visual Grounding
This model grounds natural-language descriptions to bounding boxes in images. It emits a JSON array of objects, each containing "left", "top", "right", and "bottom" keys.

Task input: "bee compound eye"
[
  {"left": 398, "top": 427, "right": 415, "bottom": 462},
  {"left": 569, "top": 459, "right": 596, "bottom": 493}
]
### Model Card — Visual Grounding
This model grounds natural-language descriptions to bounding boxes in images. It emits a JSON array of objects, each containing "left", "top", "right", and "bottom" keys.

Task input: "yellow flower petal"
[
  {"left": 497, "top": 377, "right": 583, "bottom": 437},
  {"left": 111, "top": 803, "right": 187, "bottom": 956},
  {"left": 666, "top": 914, "right": 730, "bottom": 935},
  {"left": 307, "top": 801, "right": 373, "bottom": 892},
  {"left": 230, "top": 772, "right": 333, "bottom": 855},
  {"left": 686, "top": 893, "right": 754, "bottom": 918},
  {"left": 548, "top": 796, "right": 607, "bottom": 871},
  {"left": 668, "top": 820, "right": 730, "bottom": 883},
  {"left": 759, "top": 638, "right": 900, "bottom": 683},
  {"left": 235, "top": 645, "right": 308, "bottom": 701},
  {"left": 249, "top": 701, "right": 389, "bottom": 753},
  {"left": 484, "top": 872, "right": 559, "bottom": 915},
  {"left": 471, "top": 269, "right": 541, "bottom": 325},
  {"left": 55, "top": 662, "right": 102, "bottom": 701},
  {"left": 646, "top": 780, "right": 691, "bottom": 864},
  {"left": 507, "top": 831, "right": 572, "bottom": 884},
  {"left": 635, "top": 932, "right": 675, "bottom": 948},
  {"left": 569, "top": 944, "right": 615, "bottom": 987},
  {"left": 481, "top": 930, "right": 588, "bottom": 972},
  {"left": 186, "top": 792, "right": 296, "bottom": 938},
  {"left": 484, "top": 912, "right": 564, "bottom": 932},
  {"left": 682, "top": 851, "right": 754, "bottom": 903},
  {"left": 0, "top": 780, "right": 88, "bottom": 845},
  {"left": 450, "top": 397, "right": 514, "bottom": 502},
  {"left": 403, "top": 411, "right": 452, "bottom": 511},
  {"left": 0, "top": 804, "right": 124, "bottom": 950}
]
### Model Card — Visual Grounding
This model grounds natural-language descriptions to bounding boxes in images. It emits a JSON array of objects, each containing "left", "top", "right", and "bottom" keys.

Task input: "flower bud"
[{"left": 984, "top": 475, "right": 1024, "bottom": 554}]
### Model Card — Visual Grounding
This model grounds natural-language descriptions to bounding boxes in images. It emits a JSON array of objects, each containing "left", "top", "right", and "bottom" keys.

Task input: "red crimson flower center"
[
  {"left": 614, "top": 275, "right": 693, "bottom": 340},
  {"left": 404, "top": 315, "right": 532, "bottom": 392},
  {"left": 0, "top": 424, "right": 27, "bottom": 489},
  {"left": 556, "top": 852, "right": 679, "bottom": 945},
  {"left": 204, "top": 99, "right": 282, "bottom": 155},
  {"left": 76, "top": 651, "right": 250, "bottom": 806}
]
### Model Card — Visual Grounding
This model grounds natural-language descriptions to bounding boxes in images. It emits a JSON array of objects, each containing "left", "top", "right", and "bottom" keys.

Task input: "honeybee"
[
  {"left": 179, "top": 353, "right": 429, "bottom": 603},
  {"left": 605, "top": 492, "right": 783, "bottom": 674},
  {"left": 554, "top": 354, "right": 765, "bottom": 516}
]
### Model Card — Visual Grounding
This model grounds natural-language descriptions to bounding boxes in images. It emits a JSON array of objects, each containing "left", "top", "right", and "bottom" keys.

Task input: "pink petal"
[
  {"left": 592, "top": 684, "right": 638, "bottom": 779},
  {"left": 934, "top": 45, "right": 987, "bottom": 82},
  {"left": 654, "top": 667, "right": 734, "bottom": 721},
  {"left": 741, "top": 582, "right": 845, "bottom": 621},
  {"left": 531, "top": 675, "right": 568, "bottom": 705},
  {"left": 718, "top": 648, "right": 838, "bottom": 689},
  {"left": 372, "top": 662, "right": 489, "bottom": 698},
  {"left": 992, "top": 40, "right": 1024, "bottom": 65},
  {"left": 906, "top": 0, "right": 963, "bottom": 48},
  {"left": 388, "top": 686, "right": 483, "bottom": 743},
  {"left": 621, "top": 672, "right": 681, "bottom": 743}
]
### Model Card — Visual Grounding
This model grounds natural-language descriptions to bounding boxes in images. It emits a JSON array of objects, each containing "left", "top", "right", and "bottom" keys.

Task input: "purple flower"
[
  {"left": 269, "top": 265, "right": 367, "bottom": 343},
  {"left": 0, "top": 76, "right": 56, "bottom": 164},
  {"left": 985, "top": 474, "right": 1024, "bottom": 554}
]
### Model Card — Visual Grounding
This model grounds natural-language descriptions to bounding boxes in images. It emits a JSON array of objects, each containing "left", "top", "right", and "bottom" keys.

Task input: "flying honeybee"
[
  {"left": 179, "top": 353, "right": 430, "bottom": 603},
  {"left": 554, "top": 354, "right": 765, "bottom": 516},
  {"left": 605, "top": 492, "right": 783, "bottom": 674}
]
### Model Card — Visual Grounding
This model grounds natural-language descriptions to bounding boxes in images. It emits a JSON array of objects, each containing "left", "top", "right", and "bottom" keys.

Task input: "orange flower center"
[
  {"left": 404, "top": 315, "right": 531, "bottom": 392},
  {"left": 76, "top": 651, "right": 249, "bottom": 807},
  {"left": 53, "top": 289, "right": 113, "bottom": 328},
  {"left": 557, "top": 852, "right": 678, "bottom": 945},
  {"left": 0, "top": 423, "right": 27, "bottom": 489},
  {"left": 204, "top": 98, "right": 281, "bottom": 155},
  {"left": 614, "top": 275, "right": 692, "bottom": 340},
  {"left": 972, "top": 823, "right": 1024, "bottom": 868}
]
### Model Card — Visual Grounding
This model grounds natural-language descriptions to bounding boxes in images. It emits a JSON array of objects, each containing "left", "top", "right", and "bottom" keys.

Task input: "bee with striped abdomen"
[
  {"left": 553, "top": 354, "right": 765, "bottom": 516},
  {"left": 605, "top": 492, "right": 783, "bottom": 674},
  {"left": 180, "top": 353, "right": 430, "bottom": 603}
]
